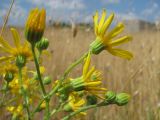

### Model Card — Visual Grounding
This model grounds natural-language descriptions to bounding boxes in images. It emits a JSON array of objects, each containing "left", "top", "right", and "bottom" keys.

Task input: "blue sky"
[{"left": 0, "top": 0, "right": 160, "bottom": 26}]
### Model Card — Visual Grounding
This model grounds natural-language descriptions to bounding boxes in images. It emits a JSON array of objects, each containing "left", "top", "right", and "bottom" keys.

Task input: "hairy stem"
[
  {"left": 62, "top": 105, "right": 97, "bottom": 120},
  {"left": 18, "top": 67, "right": 31, "bottom": 120},
  {"left": 31, "top": 44, "right": 50, "bottom": 120}
]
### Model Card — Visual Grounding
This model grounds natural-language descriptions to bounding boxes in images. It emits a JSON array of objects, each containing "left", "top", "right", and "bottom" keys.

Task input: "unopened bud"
[
  {"left": 25, "top": 8, "right": 46, "bottom": 44},
  {"left": 63, "top": 103, "right": 72, "bottom": 112},
  {"left": 36, "top": 37, "right": 49, "bottom": 51},
  {"left": 105, "top": 91, "right": 116, "bottom": 103},
  {"left": 16, "top": 55, "right": 26, "bottom": 68},
  {"left": 115, "top": 93, "right": 130, "bottom": 106},
  {"left": 59, "top": 94, "right": 69, "bottom": 102},
  {"left": 43, "top": 76, "right": 51, "bottom": 85},
  {"left": 4, "top": 72, "right": 14, "bottom": 82}
]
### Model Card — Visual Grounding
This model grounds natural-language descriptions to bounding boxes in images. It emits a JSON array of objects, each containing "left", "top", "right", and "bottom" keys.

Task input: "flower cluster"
[{"left": 0, "top": 7, "right": 132, "bottom": 120}]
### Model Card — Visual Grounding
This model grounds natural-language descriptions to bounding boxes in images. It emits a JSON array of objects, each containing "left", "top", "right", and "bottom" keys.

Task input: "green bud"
[
  {"left": 36, "top": 37, "right": 49, "bottom": 51},
  {"left": 4, "top": 72, "right": 14, "bottom": 82},
  {"left": 59, "top": 93, "right": 69, "bottom": 102},
  {"left": 90, "top": 37, "right": 105, "bottom": 54},
  {"left": 43, "top": 76, "right": 52, "bottom": 85},
  {"left": 16, "top": 55, "right": 26, "bottom": 68},
  {"left": 115, "top": 93, "right": 130, "bottom": 106},
  {"left": 105, "top": 91, "right": 116, "bottom": 103},
  {"left": 63, "top": 103, "right": 72, "bottom": 112},
  {"left": 58, "top": 85, "right": 71, "bottom": 101},
  {"left": 86, "top": 95, "right": 97, "bottom": 105}
]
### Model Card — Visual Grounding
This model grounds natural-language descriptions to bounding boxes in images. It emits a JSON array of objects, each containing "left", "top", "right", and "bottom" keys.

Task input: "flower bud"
[
  {"left": 105, "top": 91, "right": 116, "bottom": 103},
  {"left": 90, "top": 37, "right": 105, "bottom": 54},
  {"left": 37, "top": 101, "right": 46, "bottom": 112},
  {"left": 16, "top": 55, "right": 26, "bottom": 68},
  {"left": 115, "top": 93, "right": 130, "bottom": 106},
  {"left": 25, "top": 8, "right": 46, "bottom": 44},
  {"left": 59, "top": 93, "right": 69, "bottom": 102},
  {"left": 4, "top": 72, "right": 14, "bottom": 82},
  {"left": 43, "top": 76, "right": 51, "bottom": 85},
  {"left": 86, "top": 95, "right": 97, "bottom": 105},
  {"left": 63, "top": 103, "right": 72, "bottom": 112},
  {"left": 36, "top": 37, "right": 49, "bottom": 51}
]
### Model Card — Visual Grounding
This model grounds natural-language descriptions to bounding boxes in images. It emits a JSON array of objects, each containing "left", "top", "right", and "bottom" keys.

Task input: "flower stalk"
[
  {"left": 31, "top": 44, "right": 50, "bottom": 119},
  {"left": 18, "top": 67, "right": 31, "bottom": 120}
]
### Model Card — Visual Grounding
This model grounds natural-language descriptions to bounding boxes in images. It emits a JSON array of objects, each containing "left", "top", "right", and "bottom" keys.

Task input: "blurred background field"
[
  {"left": 1, "top": 26, "right": 160, "bottom": 120},
  {"left": 1, "top": 0, "right": 160, "bottom": 120}
]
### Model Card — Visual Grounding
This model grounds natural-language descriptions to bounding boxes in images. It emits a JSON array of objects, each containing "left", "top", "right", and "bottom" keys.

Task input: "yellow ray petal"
[
  {"left": 28, "top": 8, "right": 39, "bottom": 29},
  {"left": 101, "top": 13, "right": 114, "bottom": 37},
  {"left": 109, "top": 36, "right": 132, "bottom": 47},
  {"left": 85, "top": 81, "right": 102, "bottom": 87},
  {"left": 87, "top": 87, "right": 107, "bottom": 91},
  {"left": 74, "top": 99, "right": 85, "bottom": 107},
  {"left": 85, "top": 66, "right": 95, "bottom": 80},
  {"left": 25, "top": 8, "right": 35, "bottom": 28},
  {"left": 98, "top": 9, "right": 106, "bottom": 35},
  {"left": 0, "top": 36, "right": 14, "bottom": 52},
  {"left": 93, "top": 11, "right": 98, "bottom": 35},
  {"left": 83, "top": 52, "right": 91, "bottom": 76},
  {"left": 39, "top": 8, "right": 46, "bottom": 30},
  {"left": 108, "top": 48, "right": 133, "bottom": 60},
  {"left": 0, "top": 56, "right": 13, "bottom": 63},
  {"left": 0, "top": 45, "right": 12, "bottom": 53},
  {"left": 107, "top": 23, "right": 124, "bottom": 39},
  {"left": 10, "top": 28, "right": 21, "bottom": 50},
  {"left": 79, "top": 112, "right": 86, "bottom": 115}
]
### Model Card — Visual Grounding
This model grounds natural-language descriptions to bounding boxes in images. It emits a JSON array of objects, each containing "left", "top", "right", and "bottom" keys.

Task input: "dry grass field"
[{"left": 2, "top": 27, "right": 160, "bottom": 120}]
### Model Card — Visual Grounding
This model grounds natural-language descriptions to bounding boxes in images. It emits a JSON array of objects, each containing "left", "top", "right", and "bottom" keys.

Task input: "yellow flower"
[
  {"left": 90, "top": 9, "right": 133, "bottom": 60},
  {"left": 25, "top": 8, "right": 46, "bottom": 43},
  {"left": 6, "top": 105, "right": 23, "bottom": 116},
  {"left": 0, "top": 28, "right": 32, "bottom": 63},
  {"left": 64, "top": 92, "right": 86, "bottom": 115},
  {"left": 0, "top": 62, "right": 17, "bottom": 75},
  {"left": 9, "top": 79, "right": 20, "bottom": 94},
  {"left": 40, "top": 101, "right": 46, "bottom": 109},
  {"left": 8, "top": 67, "right": 38, "bottom": 94},
  {"left": 70, "top": 53, "right": 106, "bottom": 98},
  {"left": 0, "top": 62, "right": 18, "bottom": 82}
]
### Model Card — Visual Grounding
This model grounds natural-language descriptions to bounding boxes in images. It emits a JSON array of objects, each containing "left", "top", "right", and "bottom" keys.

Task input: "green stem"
[
  {"left": 63, "top": 52, "right": 88, "bottom": 79},
  {"left": 1, "top": 81, "right": 9, "bottom": 104},
  {"left": 62, "top": 101, "right": 110, "bottom": 120},
  {"left": 31, "top": 45, "right": 46, "bottom": 95},
  {"left": 62, "top": 105, "right": 98, "bottom": 120},
  {"left": 31, "top": 44, "right": 50, "bottom": 120},
  {"left": 31, "top": 99, "right": 44, "bottom": 117},
  {"left": 18, "top": 67, "right": 31, "bottom": 120},
  {"left": 50, "top": 101, "right": 64, "bottom": 117},
  {"left": 48, "top": 52, "right": 89, "bottom": 98},
  {"left": 31, "top": 52, "right": 89, "bottom": 118}
]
